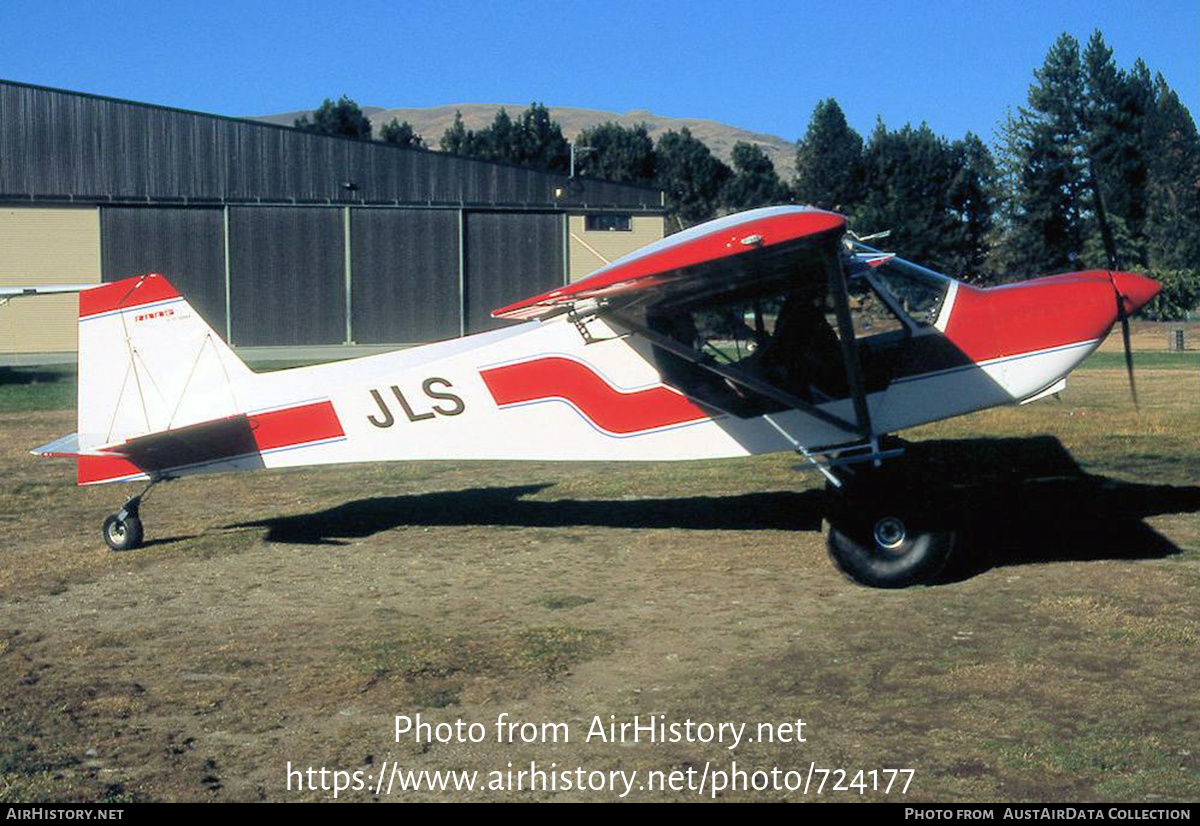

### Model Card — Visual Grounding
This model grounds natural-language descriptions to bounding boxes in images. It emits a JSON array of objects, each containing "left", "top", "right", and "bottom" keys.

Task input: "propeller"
[
  {"left": 1113, "top": 277, "right": 1138, "bottom": 408},
  {"left": 1088, "top": 158, "right": 1139, "bottom": 408}
]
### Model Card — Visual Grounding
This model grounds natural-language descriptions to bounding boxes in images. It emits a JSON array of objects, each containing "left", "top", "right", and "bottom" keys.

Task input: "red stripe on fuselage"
[
  {"left": 79, "top": 274, "right": 179, "bottom": 319},
  {"left": 248, "top": 401, "right": 345, "bottom": 451},
  {"left": 481, "top": 357, "right": 711, "bottom": 435}
]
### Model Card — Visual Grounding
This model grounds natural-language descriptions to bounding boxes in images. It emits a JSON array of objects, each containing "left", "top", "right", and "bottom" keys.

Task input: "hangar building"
[{"left": 0, "top": 80, "right": 664, "bottom": 361}]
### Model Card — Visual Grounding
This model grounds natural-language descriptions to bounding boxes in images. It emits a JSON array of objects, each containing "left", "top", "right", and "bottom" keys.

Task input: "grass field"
[{"left": 0, "top": 356, "right": 1196, "bottom": 802}]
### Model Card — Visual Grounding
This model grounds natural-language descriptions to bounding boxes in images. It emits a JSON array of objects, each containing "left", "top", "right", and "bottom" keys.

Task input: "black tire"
[
  {"left": 103, "top": 514, "right": 144, "bottom": 552},
  {"left": 825, "top": 511, "right": 955, "bottom": 588}
]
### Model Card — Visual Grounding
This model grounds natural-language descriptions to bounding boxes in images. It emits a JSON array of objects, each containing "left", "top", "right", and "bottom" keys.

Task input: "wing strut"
[{"left": 824, "top": 252, "right": 877, "bottom": 447}]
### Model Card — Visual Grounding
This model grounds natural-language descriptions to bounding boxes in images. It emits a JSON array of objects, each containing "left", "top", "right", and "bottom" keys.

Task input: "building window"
[{"left": 584, "top": 213, "right": 632, "bottom": 232}]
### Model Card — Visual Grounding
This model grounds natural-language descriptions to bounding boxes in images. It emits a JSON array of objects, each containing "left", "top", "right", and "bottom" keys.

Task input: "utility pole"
[{"left": 569, "top": 143, "right": 595, "bottom": 179}]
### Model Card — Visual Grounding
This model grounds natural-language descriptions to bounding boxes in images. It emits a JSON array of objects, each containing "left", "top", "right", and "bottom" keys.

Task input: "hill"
[{"left": 254, "top": 103, "right": 798, "bottom": 179}]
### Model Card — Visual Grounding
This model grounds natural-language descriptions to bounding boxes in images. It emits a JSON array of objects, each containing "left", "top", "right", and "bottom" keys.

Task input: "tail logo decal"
[{"left": 134, "top": 308, "right": 176, "bottom": 323}]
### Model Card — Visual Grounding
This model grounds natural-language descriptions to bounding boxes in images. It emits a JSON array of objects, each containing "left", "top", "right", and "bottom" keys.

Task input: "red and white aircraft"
[{"left": 32, "top": 206, "right": 1159, "bottom": 586}]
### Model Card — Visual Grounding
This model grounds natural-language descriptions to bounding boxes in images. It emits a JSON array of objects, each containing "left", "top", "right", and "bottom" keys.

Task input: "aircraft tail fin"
[{"left": 76, "top": 275, "right": 253, "bottom": 461}]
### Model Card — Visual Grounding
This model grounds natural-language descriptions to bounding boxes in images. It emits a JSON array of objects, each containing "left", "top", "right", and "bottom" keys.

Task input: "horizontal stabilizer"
[
  {"left": 30, "top": 433, "right": 88, "bottom": 457},
  {"left": 111, "top": 415, "right": 262, "bottom": 472},
  {"left": 53, "top": 398, "right": 346, "bottom": 485}
]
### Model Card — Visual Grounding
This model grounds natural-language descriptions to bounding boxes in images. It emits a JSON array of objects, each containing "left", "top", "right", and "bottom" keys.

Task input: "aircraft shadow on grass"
[{"left": 228, "top": 436, "right": 1200, "bottom": 584}]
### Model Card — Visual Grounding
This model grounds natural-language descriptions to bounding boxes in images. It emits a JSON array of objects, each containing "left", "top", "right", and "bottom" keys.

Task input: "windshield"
[{"left": 845, "top": 244, "right": 952, "bottom": 327}]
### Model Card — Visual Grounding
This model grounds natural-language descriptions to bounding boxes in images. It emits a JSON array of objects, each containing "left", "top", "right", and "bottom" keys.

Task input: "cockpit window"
[
  {"left": 644, "top": 282, "right": 850, "bottom": 415},
  {"left": 846, "top": 252, "right": 951, "bottom": 327},
  {"left": 841, "top": 276, "right": 907, "bottom": 339},
  {"left": 636, "top": 240, "right": 953, "bottom": 417}
]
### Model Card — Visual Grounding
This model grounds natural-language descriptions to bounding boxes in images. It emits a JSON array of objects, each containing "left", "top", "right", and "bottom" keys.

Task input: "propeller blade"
[
  {"left": 1120, "top": 304, "right": 1138, "bottom": 409},
  {"left": 1109, "top": 271, "right": 1139, "bottom": 409}
]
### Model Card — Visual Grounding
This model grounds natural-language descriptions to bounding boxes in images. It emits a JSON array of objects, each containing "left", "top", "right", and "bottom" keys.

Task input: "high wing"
[
  {"left": 494, "top": 205, "right": 879, "bottom": 463},
  {"left": 491, "top": 206, "right": 846, "bottom": 321}
]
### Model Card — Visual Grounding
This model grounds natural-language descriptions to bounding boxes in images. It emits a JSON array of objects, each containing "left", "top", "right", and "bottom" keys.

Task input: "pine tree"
[
  {"left": 946, "top": 133, "right": 998, "bottom": 279},
  {"left": 856, "top": 122, "right": 957, "bottom": 272},
  {"left": 849, "top": 122, "right": 996, "bottom": 279},
  {"left": 439, "top": 111, "right": 471, "bottom": 154},
  {"left": 294, "top": 96, "right": 373, "bottom": 140},
  {"left": 721, "top": 142, "right": 790, "bottom": 210},
  {"left": 996, "top": 28, "right": 1197, "bottom": 305},
  {"left": 1081, "top": 32, "right": 1153, "bottom": 267},
  {"left": 477, "top": 108, "right": 516, "bottom": 162},
  {"left": 513, "top": 103, "right": 569, "bottom": 173},
  {"left": 655, "top": 127, "right": 731, "bottom": 229},
  {"left": 994, "top": 34, "right": 1087, "bottom": 277},
  {"left": 441, "top": 105, "right": 569, "bottom": 173},
  {"left": 794, "top": 99, "right": 864, "bottom": 212},
  {"left": 1143, "top": 75, "right": 1200, "bottom": 275},
  {"left": 380, "top": 119, "right": 424, "bottom": 149},
  {"left": 574, "top": 122, "right": 656, "bottom": 185}
]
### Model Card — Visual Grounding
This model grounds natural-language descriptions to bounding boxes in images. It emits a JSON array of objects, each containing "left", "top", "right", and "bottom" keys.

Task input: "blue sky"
[{"left": 3, "top": 0, "right": 1196, "bottom": 146}]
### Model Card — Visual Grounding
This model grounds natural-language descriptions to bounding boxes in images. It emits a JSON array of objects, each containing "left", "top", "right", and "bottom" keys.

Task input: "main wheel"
[
  {"left": 103, "top": 514, "right": 144, "bottom": 551},
  {"left": 825, "top": 510, "right": 955, "bottom": 588}
]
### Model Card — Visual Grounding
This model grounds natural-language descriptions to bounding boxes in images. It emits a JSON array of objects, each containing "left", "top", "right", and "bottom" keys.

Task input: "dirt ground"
[{"left": 0, "top": 361, "right": 1197, "bottom": 803}]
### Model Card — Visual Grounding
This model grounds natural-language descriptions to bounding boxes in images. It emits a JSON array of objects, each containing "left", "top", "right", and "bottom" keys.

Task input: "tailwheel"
[
  {"left": 103, "top": 512, "right": 144, "bottom": 552},
  {"left": 101, "top": 475, "right": 162, "bottom": 552}
]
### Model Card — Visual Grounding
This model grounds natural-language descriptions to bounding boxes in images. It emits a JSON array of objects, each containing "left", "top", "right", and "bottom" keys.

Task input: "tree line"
[{"left": 295, "top": 31, "right": 1197, "bottom": 317}]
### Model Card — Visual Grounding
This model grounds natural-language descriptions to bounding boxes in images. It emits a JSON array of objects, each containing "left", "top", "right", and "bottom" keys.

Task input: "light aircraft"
[{"left": 31, "top": 206, "right": 1159, "bottom": 587}]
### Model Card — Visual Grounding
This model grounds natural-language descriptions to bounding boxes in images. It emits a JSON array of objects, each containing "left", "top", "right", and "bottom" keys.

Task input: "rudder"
[{"left": 77, "top": 274, "right": 252, "bottom": 452}]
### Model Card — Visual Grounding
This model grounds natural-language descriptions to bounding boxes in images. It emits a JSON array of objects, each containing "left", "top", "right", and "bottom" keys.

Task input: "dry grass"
[{"left": 0, "top": 364, "right": 1195, "bottom": 802}]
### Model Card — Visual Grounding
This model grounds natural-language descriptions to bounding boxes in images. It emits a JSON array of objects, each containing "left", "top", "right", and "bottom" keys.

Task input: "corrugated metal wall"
[
  {"left": 0, "top": 81, "right": 665, "bottom": 356},
  {"left": 87, "top": 205, "right": 569, "bottom": 348},
  {"left": 0, "top": 82, "right": 661, "bottom": 210},
  {"left": 351, "top": 209, "right": 460, "bottom": 344},
  {"left": 228, "top": 207, "right": 345, "bottom": 346},
  {"left": 100, "top": 207, "right": 227, "bottom": 335},
  {"left": 465, "top": 212, "right": 563, "bottom": 333}
]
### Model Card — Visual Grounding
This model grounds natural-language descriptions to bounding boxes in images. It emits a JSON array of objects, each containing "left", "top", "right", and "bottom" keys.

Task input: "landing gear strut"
[
  {"left": 822, "top": 460, "right": 957, "bottom": 588},
  {"left": 102, "top": 476, "right": 163, "bottom": 552}
]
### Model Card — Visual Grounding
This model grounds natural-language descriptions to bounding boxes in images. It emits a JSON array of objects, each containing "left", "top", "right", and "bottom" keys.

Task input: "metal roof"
[{"left": 0, "top": 79, "right": 662, "bottom": 211}]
